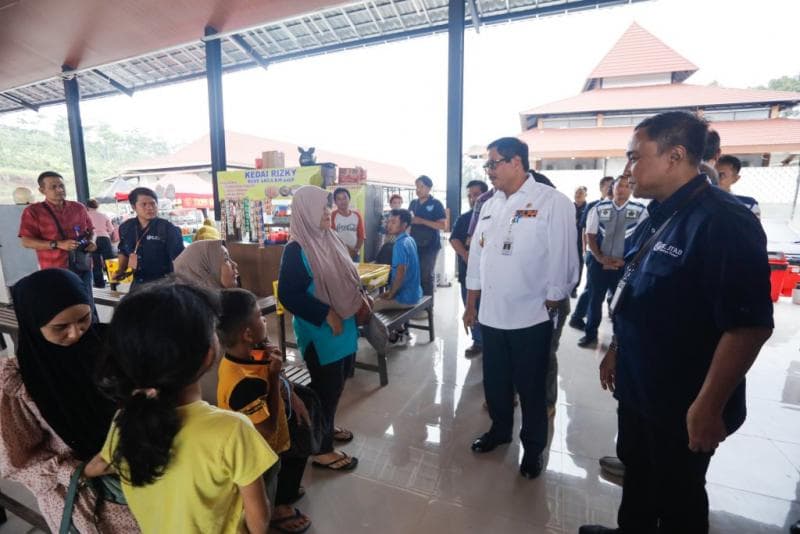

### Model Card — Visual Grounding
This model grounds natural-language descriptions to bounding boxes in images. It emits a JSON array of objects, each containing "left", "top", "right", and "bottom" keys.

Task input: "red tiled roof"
[
  {"left": 521, "top": 83, "right": 800, "bottom": 117},
  {"left": 518, "top": 118, "right": 800, "bottom": 159},
  {"left": 585, "top": 22, "right": 697, "bottom": 87},
  {"left": 126, "top": 131, "right": 416, "bottom": 186}
]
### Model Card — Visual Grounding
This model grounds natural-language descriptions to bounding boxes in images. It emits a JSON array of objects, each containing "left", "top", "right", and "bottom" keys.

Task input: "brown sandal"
[{"left": 311, "top": 451, "right": 358, "bottom": 471}]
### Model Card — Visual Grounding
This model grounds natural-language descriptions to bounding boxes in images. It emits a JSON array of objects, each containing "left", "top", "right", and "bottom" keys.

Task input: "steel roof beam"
[
  {"left": 468, "top": 0, "right": 482, "bottom": 32},
  {"left": 389, "top": 1, "right": 408, "bottom": 29},
  {"left": 340, "top": 8, "right": 362, "bottom": 38},
  {"left": 91, "top": 68, "right": 134, "bottom": 97},
  {"left": 0, "top": 92, "right": 39, "bottom": 112},
  {"left": 229, "top": 34, "right": 270, "bottom": 70},
  {"left": 299, "top": 18, "right": 324, "bottom": 46}
]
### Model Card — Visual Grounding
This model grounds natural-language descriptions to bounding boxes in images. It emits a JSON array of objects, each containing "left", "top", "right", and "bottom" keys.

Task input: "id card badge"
[
  {"left": 501, "top": 233, "right": 513, "bottom": 255},
  {"left": 128, "top": 252, "right": 139, "bottom": 271},
  {"left": 608, "top": 277, "right": 626, "bottom": 316}
]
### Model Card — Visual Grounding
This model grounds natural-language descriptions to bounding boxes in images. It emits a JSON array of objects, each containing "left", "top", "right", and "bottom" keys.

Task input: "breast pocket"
[
  {"left": 512, "top": 217, "right": 547, "bottom": 254},
  {"left": 640, "top": 253, "right": 681, "bottom": 277}
]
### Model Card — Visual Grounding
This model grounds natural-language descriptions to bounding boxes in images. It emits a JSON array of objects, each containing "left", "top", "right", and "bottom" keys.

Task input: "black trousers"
[
  {"left": 418, "top": 247, "right": 439, "bottom": 297},
  {"left": 617, "top": 403, "right": 714, "bottom": 534},
  {"left": 276, "top": 454, "right": 307, "bottom": 506},
  {"left": 91, "top": 236, "right": 115, "bottom": 288},
  {"left": 481, "top": 321, "right": 552, "bottom": 455},
  {"left": 303, "top": 343, "right": 354, "bottom": 454}
]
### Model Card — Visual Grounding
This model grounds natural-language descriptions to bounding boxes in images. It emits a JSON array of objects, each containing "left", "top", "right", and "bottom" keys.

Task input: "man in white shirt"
[{"left": 464, "top": 137, "right": 578, "bottom": 479}]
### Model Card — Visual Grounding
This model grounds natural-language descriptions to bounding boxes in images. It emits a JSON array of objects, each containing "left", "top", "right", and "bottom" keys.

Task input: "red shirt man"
[{"left": 18, "top": 171, "right": 95, "bottom": 269}]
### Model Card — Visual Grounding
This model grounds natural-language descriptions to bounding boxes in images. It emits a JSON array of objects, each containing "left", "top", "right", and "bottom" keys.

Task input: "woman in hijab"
[
  {"left": 172, "top": 239, "right": 239, "bottom": 405},
  {"left": 278, "top": 186, "right": 361, "bottom": 472},
  {"left": 173, "top": 239, "right": 239, "bottom": 290},
  {"left": 0, "top": 269, "right": 138, "bottom": 532}
]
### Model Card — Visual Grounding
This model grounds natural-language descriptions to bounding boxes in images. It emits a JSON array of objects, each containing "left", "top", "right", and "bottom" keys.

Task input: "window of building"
[
  {"left": 704, "top": 108, "right": 769, "bottom": 122},
  {"left": 541, "top": 115, "right": 597, "bottom": 128},
  {"left": 603, "top": 113, "right": 653, "bottom": 126}
]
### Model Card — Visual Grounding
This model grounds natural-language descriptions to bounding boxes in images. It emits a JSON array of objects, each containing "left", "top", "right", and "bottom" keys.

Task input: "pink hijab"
[{"left": 290, "top": 186, "right": 362, "bottom": 318}]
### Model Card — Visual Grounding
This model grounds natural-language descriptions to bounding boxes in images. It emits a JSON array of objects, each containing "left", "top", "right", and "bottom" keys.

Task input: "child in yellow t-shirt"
[
  {"left": 86, "top": 283, "right": 277, "bottom": 534},
  {"left": 218, "top": 288, "right": 312, "bottom": 534}
]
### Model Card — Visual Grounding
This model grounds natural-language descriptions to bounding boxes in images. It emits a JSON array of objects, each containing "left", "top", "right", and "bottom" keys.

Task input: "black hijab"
[{"left": 11, "top": 269, "right": 116, "bottom": 461}]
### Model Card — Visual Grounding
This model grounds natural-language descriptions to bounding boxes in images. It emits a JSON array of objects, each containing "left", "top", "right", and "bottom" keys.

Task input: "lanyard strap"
[
  {"left": 133, "top": 221, "right": 153, "bottom": 253},
  {"left": 611, "top": 181, "right": 709, "bottom": 317}
]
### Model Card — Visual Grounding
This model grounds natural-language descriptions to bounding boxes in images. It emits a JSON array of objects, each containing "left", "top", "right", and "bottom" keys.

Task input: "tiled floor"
[{"left": 1, "top": 276, "right": 799, "bottom": 533}]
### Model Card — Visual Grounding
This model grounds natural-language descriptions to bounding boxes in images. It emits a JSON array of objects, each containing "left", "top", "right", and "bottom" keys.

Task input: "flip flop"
[
  {"left": 269, "top": 508, "right": 311, "bottom": 534},
  {"left": 333, "top": 427, "right": 354, "bottom": 443},
  {"left": 311, "top": 451, "right": 358, "bottom": 471}
]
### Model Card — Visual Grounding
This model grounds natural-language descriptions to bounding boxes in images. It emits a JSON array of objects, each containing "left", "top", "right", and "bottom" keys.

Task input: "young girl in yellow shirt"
[{"left": 88, "top": 282, "right": 277, "bottom": 534}]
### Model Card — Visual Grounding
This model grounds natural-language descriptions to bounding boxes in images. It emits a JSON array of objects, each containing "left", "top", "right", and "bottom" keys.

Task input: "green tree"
[
  {"left": 753, "top": 73, "right": 800, "bottom": 116},
  {"left": 0, "top": 121, "right": 170, "bottom": 203}
]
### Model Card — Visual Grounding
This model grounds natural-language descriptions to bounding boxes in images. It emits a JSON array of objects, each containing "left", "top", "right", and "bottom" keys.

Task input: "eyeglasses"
[{"left": 483, "top": 157, "right": 511, "bottom": 171}]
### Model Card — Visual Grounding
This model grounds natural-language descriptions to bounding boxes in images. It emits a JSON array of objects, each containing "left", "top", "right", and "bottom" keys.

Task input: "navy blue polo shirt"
[
  {"left": 118, "top": 217, "right": 185, "bottom": 284},
  {"left": 614, "top": 175, "right": 773, "bottom": 434},
  {"left": 409, "top": 196, "right": 446, "bottom": 251}
]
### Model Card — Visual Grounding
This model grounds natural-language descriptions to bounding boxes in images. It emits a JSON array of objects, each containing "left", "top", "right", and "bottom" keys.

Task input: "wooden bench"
[
  {"left": 283, "top": 363, "right": 311, "bottom": 387},
  {"left": 93, "top": 288, "right": 276, "bottom": 316},
  {"left": 357, "top": 296, "right": 435, "bottom": 386},
  {"left": 92, "top": 286, "right": 127, "bottom": 308}
]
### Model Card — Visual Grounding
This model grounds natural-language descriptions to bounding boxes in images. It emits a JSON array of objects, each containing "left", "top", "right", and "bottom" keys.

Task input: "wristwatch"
[{"left": 49, "top": 240, "right": 58, "bottom": 250}]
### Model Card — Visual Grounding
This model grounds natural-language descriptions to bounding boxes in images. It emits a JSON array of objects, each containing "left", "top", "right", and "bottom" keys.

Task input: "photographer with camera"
[{"left": 19, "top": 171, "right": 98, "bottom": 318}]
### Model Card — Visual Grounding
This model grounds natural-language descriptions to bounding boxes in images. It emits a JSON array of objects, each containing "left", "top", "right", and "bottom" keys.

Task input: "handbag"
[
  {"left": 41, "top": 203, "right": 92, "bottom": 273},
  {"left": 59, "top": 462, "right": 127, "bottom": 534},
  {"left": 355, "top": 291, "right": 374, "bottom": 326},
  {"left": 283, "top": 383, "right": 324, "bottom": 458}
]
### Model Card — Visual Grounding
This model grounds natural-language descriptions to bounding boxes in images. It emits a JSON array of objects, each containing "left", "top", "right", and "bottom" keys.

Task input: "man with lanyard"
[
  {"left": 577, "top": 176, "right": 647, "bottom": 348},
  {"left": 408, "top": 175, "right": 446, "bottom": 299},
  {"left": 467, "top": 162, "right": 570, "bottom": 416},
  {"left": 450, "top": 179, "right": 489, "bottom": 358},
  {"left": 581, "top": 112, "right": 773, "bottom": 534},
  {"left": 569, "top": 176, "right": 614, "bottom": 331},
  {"left": 18, "top": 171, "right": 97, "bottom": 311},
  {"left": 115, "top": 187, "right": 185, "bottom": 287},
  {"left": 464, "top": 137, "right": 578, "bottom": 478}
]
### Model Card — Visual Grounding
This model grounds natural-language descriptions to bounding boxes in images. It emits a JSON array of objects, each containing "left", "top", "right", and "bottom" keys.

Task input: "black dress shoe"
[
  {"left": 519, "top": 452, "right": 543, "bottom": 479},
  {"left": 578, "top": 526, "right": 618, "bottom": 534},
  {"left": 470, "top": 433, "right": 511, "bottom": 453},
  {"left": 577, "top": 335, "right": 597, "bottom": 348},
  {"left": 791, "top": 519, "right": 800, "bottom": 534},
  {"left": 568, "top": 317, "right": 586, "bottom": 330}
]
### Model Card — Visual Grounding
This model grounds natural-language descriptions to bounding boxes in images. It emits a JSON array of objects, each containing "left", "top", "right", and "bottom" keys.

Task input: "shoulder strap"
[
  {"left": 59, "top": 462, "right": 86, "bottom": 534},
  {"left": 41, "top": 202, "right": 68, "bottom": 240}
]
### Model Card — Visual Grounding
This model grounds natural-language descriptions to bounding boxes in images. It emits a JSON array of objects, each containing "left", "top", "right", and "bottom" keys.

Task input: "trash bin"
[
  {"left": 769, "top": 257, "right": 789, "bottom": 302},
  {"left": 782, "top": 264, "right": 800, "bottom": 297}
]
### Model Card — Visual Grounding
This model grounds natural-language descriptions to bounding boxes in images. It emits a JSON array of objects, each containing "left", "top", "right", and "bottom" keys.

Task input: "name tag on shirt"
[{"left": 514, "top": 209, "right": 538, "bottom": 220}]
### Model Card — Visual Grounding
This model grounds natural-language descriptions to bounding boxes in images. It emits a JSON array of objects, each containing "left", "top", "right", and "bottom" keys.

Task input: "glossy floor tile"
[{"left": 1, "top": 272, "right": 799, "bottom": 533}]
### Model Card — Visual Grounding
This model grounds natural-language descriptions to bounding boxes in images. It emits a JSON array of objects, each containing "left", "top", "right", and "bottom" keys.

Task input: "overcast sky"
[{"left": 2, "top": 0, "right": 799, "bottom": 182}]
